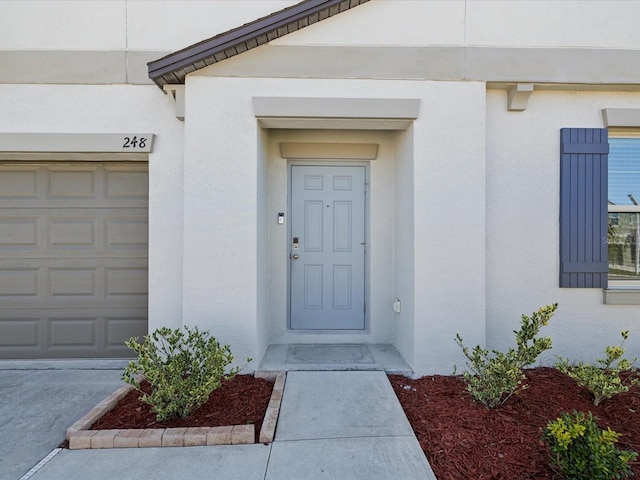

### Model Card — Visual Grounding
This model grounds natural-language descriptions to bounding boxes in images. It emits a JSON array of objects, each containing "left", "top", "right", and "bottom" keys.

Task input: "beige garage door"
[{"left": 0, "top": 163, "right": 148, "bottom": 358}]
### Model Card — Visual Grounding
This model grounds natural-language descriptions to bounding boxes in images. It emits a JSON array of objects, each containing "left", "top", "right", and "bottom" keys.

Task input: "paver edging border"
[{"left": 66, "top": 371, "right": 286, "bottom": 449}]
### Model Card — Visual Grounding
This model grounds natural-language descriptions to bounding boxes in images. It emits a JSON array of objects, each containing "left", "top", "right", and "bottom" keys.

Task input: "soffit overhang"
[{"left": 148, "top": 0, "right": 369, "bottom": 89}]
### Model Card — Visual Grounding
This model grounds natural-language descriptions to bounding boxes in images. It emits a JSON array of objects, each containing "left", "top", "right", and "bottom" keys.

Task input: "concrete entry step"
[{"left": 256, "top": 344, "right": 412, "bottom": 376}]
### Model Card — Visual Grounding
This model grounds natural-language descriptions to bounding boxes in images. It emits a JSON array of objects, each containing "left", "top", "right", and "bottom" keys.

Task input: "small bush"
[
  {"left": 455, "top": 303, "right": 557, "bottom": 408},
  {"left": 557, "top": 331, "right": 639, "bottom": 406},
  {"left": 122, "top": 326, "right": 248, "bottom": 421},
  {"left": 543, "top": 410, "right": 637, "bottom": 480}
]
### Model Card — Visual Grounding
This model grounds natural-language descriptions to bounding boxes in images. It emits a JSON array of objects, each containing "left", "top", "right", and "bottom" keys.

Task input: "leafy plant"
[
  {"left": 556, "top": 331, "right": 639, "bottom": 406},
  {"left": 122, "top": 326, "right": 249, "bottom": 421},
  {"left": 543, "top": 410, "right": 637, "bottom": 480},
  {"left": 455, "top": 303, "right": 557, "bottom": 408}
]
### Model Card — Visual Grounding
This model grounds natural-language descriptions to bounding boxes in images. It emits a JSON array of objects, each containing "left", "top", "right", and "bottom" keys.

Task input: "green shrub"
[
  {"left": 122, "top": 326, "right": 248, "bottom": 421},
  {"left": 543, "top": 410, "right": 637, "bottom": 480},
  {"left": 556, "top": 331, "right": 639, "bottom": 406},
  {"left": 455, "top": 303, "right": 557, "bottom": 408}
]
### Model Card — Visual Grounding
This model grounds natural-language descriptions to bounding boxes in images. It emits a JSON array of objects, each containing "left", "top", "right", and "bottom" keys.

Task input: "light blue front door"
[{"left": 290, "top": 165, "right": 366, "bottom": 330}]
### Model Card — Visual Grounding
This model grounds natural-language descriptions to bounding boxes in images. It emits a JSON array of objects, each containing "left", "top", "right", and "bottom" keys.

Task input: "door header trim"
[
  {"left": 281, "top": 142, "right": 378, "bottom": 160},
  {"left": 254, "top": 97, "right": 419, "bottom": 130}
]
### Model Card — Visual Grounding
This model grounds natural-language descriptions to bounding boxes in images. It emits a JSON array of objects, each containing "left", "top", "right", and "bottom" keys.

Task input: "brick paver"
[
  {"left": 114, "top": 429, "right": 144, "bottom": 448},
  {"left": 65, "top": 371, "right": 286, "bottom": 449}
]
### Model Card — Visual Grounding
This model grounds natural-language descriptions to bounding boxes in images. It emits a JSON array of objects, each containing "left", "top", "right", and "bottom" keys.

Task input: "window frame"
[{"left": 607, "top": 129, "right": 640, "bottom": 287}]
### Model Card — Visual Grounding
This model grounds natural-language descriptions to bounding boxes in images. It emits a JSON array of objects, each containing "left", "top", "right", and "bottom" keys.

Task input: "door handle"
[{"left": 291, "top": 254, "right": 299, "bottom": 260}]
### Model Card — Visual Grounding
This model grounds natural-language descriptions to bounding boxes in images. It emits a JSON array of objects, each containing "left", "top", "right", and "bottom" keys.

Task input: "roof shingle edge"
[{"left": 148, "top": 0, "right": 369, "bottom": 89}]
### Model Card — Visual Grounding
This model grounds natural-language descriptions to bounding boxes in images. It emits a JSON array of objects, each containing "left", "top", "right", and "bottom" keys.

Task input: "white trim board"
[
  {"left": 280, "top": 143, "right": 378, "bottom": 160},
  {"left": 0, "top": 133, "right": 155, "bottom": 154},
  {"left": 254, "top": 97, "right": 419, "bottom": 131},
  {"left": 253, "top": 97, "right": 420, "bottom": 119},
  {"left": 603, "top": 109, "right": 640, "bottom": 128}
]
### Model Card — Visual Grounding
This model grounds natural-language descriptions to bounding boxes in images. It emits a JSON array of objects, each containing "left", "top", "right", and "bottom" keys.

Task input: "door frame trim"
[{"left": 287, "top": 160, "right": 370, "bottom": 333}]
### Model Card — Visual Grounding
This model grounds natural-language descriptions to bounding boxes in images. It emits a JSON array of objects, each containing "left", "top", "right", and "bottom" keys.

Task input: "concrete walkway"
[
  {"left": 264, "top": 371, "right": 435, "bottom": 480},
  {"left": 5, "top": 367, "right": 435, "bottom": 480},
  {"left": 0, "top": 360, "right": 125, "bottom": 480}
]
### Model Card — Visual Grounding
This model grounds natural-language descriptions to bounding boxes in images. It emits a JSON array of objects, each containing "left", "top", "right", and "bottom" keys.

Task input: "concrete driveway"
[
  {"left": 0, "top": 360, "right": 126, "bottom": 480},
  {"left": 1, "top": 364, "right": 436, "bottom": 480}
]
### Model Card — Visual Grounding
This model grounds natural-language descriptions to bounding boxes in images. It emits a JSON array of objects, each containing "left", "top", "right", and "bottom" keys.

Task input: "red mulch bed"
[
  {"left": 390, "top": 368, "right": 640, "bottom": 480},
  {"left": 90, "top": 375, "right": 273, "bottom": 442}
]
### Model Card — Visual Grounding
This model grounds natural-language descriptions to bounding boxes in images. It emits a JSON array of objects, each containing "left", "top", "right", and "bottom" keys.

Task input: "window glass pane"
[
  {"left": 609, "top": 138, "right": 640, "bottom": 206},
  {"left": 608, "top": 212, "right": 640, "bottom": 279}
]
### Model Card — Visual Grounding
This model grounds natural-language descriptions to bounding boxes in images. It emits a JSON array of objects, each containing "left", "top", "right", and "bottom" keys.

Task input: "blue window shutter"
[{"left": 559, "top": 128, "right": 609, "bottom": 287}]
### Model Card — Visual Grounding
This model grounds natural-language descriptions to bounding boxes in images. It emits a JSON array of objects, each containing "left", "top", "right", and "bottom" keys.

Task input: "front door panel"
[{"left": 290, "top": 165, "right": 366, "bottom": 330}]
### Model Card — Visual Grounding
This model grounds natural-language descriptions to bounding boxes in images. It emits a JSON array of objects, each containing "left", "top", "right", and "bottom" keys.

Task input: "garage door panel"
[
  {"left": 0, "top": 264, "right": 147, "bottom": 308},
  {"left": 0, "top": 164, "right": 147, "bottom": 208},
  {"left": 0, "top": 298, "right": 148, "bottom": 309},
  {"left": 49, "top": 268, "right": 98, "bottom": 297},
  {"left": 106, "top": 267, "right": 148, "bottom": 297},
  {"left": 49, "top": 218, "right": 97, "bottom": 247},
  {"left": 49, "top": 318, "right": 97, "bottom": 348},
  {"left": 106, "top": 316, "right": 148, "bottom": 352},
  {"left": 0, "top": 168, "right": 39, "bottom": 198},
  {"left": 49, "top": 168, "right": 98, "bottom": 198},
  {"left": 0, "top": 199, "right": 147, "bottom": 209},
  {"left": 105, "top": 169, "right": 148, "bottom": 198},
  {"left": 105, "top": 217, "right": 148, "bottom": 248},
  {"left": 0, "top": 318, "right": 39, "bottom": 347},
  {"left": 0, "top": 217, "right": 39, "bottom": 248},
  {"left": 0, "top": 258, "right": 146, "bottom": 267},
  {"left": 0, "top": 309, "right": 146, "bottom": 358},
  {"left": 0, "top": 163, "right": 148, "bottom": 358},
  {"left": 0, "top": 268, "right": 39, "bottom": 297},
  {"left": 0, "top": 209, "right": 148, "bottom": 252},
  {"left": 0, "top": 251, "right": 146, "bottom": 260}
]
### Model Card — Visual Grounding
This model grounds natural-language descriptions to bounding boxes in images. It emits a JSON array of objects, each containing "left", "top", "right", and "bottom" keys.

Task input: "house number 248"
[{"left": 122, "top": 136, "right": 147, "bottom": 149}]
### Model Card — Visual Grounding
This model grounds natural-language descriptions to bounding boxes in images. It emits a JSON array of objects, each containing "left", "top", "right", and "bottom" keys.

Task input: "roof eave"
[{"left": 148, "top": 0, "right": 368, "bottom": 88}]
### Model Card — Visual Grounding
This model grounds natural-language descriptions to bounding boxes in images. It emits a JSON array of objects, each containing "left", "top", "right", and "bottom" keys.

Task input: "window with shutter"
[{"left": 559, "top": 128, "right": 609, "bottom": 288}]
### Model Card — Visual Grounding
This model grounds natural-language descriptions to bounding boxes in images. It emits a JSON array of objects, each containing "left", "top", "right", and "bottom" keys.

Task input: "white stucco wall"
[
  {"left": 4, "top": 1, "right": 639, "bottom": 53},
  {"left": 4, "top": 1, "right": 640, "bottom": 87},
  {"left": 393, "top": 127, "right": 416, "bottom": 367},
  {"left": 183, "top": 73, "right": 486, "bottom": 375},
  {"left": 3, "top": 0, "right": 640, "bottom": 372},
  {"left": 411, "top": 81, "right": 487, "bottom": 375},
  {"left": 0, "top": 84, "right": 185, "bottom": 333},
  {"left": 0, "top": 1, "right": 126, "bottom": 50},
  {"left": 274, "top": 0, "right": 640, "bottom": 49},
  {"left": 272, "top": 0, "right": 466, "bottom": 46},
  {"left": 0, "top": 1, "right": 298, "bottom": 85},
  {"left": 127, "top": 1, "right": 297, "bottom": 52},
  {"left": 486, "top": 89, "right": 640, "bottom": 364},
  {"left": 0, "top": 1, "right": 296, "bottom": 51},
  {"left": 181, "top": 77, "right": 260, "bottom": 366},
  {"left": 256, "top": 127, "right": 270, "bottom": 363},
  {"left": 466, "top": 1, "right": 640, "bottom": 49}
]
